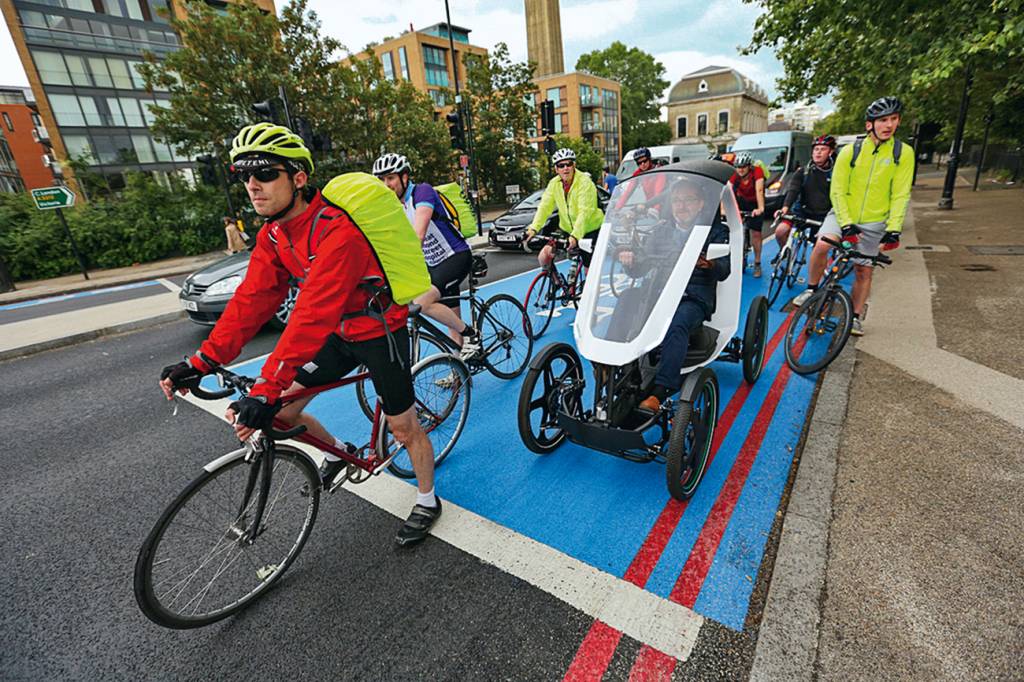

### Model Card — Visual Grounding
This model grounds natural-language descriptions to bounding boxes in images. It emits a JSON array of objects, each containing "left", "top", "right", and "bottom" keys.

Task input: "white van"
[{"left": 616, "top": 143, "right": 713, "bottom": 178}]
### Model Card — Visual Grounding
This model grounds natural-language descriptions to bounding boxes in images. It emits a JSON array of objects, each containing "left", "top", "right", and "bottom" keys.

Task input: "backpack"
[
  {"left": 320, "top": 172, "right": 431, "bottom": 305},
  {"left": 434, "top": 182, "right": 478, "bottom": 238},
  {"left": 850, "top": 137, "right": 903, "bottom": 167}
]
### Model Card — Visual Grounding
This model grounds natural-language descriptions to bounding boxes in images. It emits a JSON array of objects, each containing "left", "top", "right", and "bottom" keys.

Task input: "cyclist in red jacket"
[{"left": 159, "top": 123, "right": 442, "bottom": 546}]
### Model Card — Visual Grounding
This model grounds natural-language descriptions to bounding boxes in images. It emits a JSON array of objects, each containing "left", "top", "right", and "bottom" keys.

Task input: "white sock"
[
  {"left": 322, "top": 438, "right": 346, "bottom": 462},
  {"left": 416, "top": 487, "right": 437, "bottom": 508}
]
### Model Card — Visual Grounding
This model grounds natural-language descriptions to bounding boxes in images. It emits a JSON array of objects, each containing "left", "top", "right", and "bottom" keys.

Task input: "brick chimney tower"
[{"left": 524, "top": 0, "right": 565, "bottom": 77}]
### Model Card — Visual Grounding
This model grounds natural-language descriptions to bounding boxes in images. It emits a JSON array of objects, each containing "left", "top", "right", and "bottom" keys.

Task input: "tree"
[
  {"left": 575, "top": 42, "right": 671, "bottom": 151},
  {"left": 744, "top": 0, "right": 1024, "bottom": 144},
  {"left": 462, "top": 43, "right": 540, "bottom": 202}
]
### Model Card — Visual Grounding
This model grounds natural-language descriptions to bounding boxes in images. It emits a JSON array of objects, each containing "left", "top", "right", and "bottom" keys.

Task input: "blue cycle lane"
[{"left": 212, "top": 240, "right": 831, "bottom": 632}]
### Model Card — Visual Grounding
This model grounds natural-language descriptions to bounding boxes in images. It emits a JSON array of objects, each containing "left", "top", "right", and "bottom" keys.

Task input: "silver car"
[{"left": 179, "top": 250, "right": 298, "bottom": 330}]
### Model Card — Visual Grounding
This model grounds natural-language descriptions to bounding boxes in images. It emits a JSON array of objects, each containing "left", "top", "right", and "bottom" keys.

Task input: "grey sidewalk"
[{"left": 752, "top": 177, "right": 1024, "bottom": 680}]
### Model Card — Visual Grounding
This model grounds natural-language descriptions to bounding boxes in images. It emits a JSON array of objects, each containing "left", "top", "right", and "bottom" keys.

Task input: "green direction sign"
[{"left": 31, "top": 185, "right": 76, "bottom": 210}]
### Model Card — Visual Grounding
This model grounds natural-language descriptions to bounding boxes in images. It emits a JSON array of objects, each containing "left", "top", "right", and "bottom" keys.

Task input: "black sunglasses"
[
  {"left": 555, "top": 162, "right": 575, "bottom": 169},
  {"left": 235, "top": 167, "right": 287, "bottom": 183}
]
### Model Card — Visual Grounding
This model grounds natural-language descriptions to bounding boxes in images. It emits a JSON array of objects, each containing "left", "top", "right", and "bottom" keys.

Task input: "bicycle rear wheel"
[
  {"left": 766, "top": 246, "right": 790, "bottom": 307},
  {"left": 386, "top": 354, "right": 471, "bottom": 478},
  {"left": 478, "top": 293, "right": 533, "bottom": 379},
  {"left": 787, "top": 237, "right": 809, "bottom": 288},
  {"left": 355, "top": 328, "right": 448, "bottom": 421},
  {"left": 784, "top": 287, "right": 854, "bottom": 374},
  {"left": 134, "top": 446, "right": 319, "bottom": 629},
  {"left": 524, "top": 270, "right": 558, "bottom": 340}
]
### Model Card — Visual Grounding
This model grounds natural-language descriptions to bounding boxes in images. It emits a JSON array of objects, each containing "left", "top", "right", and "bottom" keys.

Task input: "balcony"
[
  {"left": 579, "top": 94, "right": 600, "bottom": 108},
  {"left": 32, "top": 125, "right": 50, "bottom": 145},
  {"left": 582, "top": 120, "right": 603, "bottom": 134}
]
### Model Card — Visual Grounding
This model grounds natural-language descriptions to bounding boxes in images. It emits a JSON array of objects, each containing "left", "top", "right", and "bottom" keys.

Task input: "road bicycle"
[
  {"left": 354, "top": 253, "right": 533, "bottom": 420},
  {"left": 134, "top": 353, "right": 470, "bottom": 629},
  {"left": 783, "top": 231, "right": 891, "bottom": 374},
  {"left": 766, "top": 214, "right": 822, "bottom": 308},
  {"left": 523, "top": 236, "right": 588, "bottom": 340}
]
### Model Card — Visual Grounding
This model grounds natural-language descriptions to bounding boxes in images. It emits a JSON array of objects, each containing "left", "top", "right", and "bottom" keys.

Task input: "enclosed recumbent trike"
[{"left": 517, "top": 160, "right": 769, "bottom": 501}]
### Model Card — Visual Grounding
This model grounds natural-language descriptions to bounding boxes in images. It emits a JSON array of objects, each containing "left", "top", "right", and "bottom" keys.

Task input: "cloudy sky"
[{"left": 0, "top": 0, "right": 830, "bottom": 111}]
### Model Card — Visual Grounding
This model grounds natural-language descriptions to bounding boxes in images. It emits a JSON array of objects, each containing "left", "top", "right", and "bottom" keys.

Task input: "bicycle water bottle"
[{"left": 568, "top": 261, "right": 579, "bottom": 284}]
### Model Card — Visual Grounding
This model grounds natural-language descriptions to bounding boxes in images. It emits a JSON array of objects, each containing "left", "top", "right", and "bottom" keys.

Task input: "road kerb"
[
  {"left": 748, "top": 341, "right": 856, "bottom": 681},
  {"left": 0, "top": 310, "right": 185, "bottom": 362}
]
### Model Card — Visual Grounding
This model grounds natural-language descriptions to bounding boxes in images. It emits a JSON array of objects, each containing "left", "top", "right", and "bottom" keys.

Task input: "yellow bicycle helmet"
[{"left": 230, "top": 122, "right": 314, "bottom": 175}]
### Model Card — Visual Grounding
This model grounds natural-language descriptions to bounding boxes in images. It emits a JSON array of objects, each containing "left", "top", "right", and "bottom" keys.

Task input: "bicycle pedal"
[{"left": 797, "top": 277, "right": 806, "bottom": 284}]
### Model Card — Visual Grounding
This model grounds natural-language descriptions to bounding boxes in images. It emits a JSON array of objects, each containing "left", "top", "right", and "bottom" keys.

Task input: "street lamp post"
[{"left": 938, "top": 67, "right": 973, "bottom": 210}]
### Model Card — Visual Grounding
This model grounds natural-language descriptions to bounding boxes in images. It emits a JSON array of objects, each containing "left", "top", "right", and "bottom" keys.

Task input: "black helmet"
[{"left": 865, "top": 97, "right": 902, "bottom": 121}]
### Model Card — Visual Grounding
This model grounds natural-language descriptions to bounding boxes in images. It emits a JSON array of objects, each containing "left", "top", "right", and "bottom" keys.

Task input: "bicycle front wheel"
[
  {"left": 134, "top": 446, "right": 320, "bottom": 629},
  {"left": 787, "top": 238, "right": 809, "bottom": 288},
  {"left": 478, "top": 293, "right": 533, "bottom": 379},
  {"left": 784, "top": 287, "right": 854, "bottom": 375},
  {"left": 524, "top": 270, "right": 558, "bottom": 340},
  {"left": 766, "top": 246, "right": 790, "bottom": 307},
  {"left": 386, "top": 354, "right": 472, "bottom": 478}
]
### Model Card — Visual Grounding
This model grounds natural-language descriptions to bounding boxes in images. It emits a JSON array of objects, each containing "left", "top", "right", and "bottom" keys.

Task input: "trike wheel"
[
  {"left": 666, "top": 369, "right": 718, "bottom": 501},
  {"left": 784, "top": 287, "right": 854, "bottom": 375},
  {"left": 742, "top": 295, "right": 770, "bottom": 384},
  {"left": 355, "top": 328, "right": 448, "bottom": 421},
  {"left": 134, "top": 446, "right": 319, "bottom": 629},
  {"left": 524, "top": 270, "right": 558, "bottom": 340},
  {"left": 478, "top": 293, "right": 533, "bottom": 379},
  {"left": 517, "top": 342, "right": 584, "bottom": 454},
  {"left": 386, "top": 354, "right": 471, "bottom": 478}
]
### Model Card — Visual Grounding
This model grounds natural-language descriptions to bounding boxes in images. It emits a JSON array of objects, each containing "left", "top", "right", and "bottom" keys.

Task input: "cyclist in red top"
[
  {"left": 614, "top": 147, "right": 669, "bottom": 210},
  {"left": 158, "top": 123, "right": 442, "bottom": 546},
  {"left": 729, "top": 152, "right": 766, "bottom": 276}
]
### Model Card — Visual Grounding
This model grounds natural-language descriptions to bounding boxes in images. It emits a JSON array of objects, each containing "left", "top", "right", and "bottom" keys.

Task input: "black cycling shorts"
[
  {"left": 429, "top": 249, "right": 472, "bottom": 309},
  {"left": 294, "top": 328, "right": 414, "bottom": 416},
  {"left": 737, "top": 200, "right": 764, "bottom": 232}
]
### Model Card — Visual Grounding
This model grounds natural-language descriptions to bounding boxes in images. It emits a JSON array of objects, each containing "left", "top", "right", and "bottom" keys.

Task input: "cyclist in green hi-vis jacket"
[
  {"left": 793, "top": 96, "right": 914, "bottom": 336},
  {"left": 525, "top": 148, "right": 605, "bottom": 270}
]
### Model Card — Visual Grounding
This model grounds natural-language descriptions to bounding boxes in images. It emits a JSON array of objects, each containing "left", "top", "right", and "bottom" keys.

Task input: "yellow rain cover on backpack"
[
  {"left": 321, "top": 172, "right": 430, "bottom": 305},
  {"left": 435, "top": 182, "right": 478, "bottom": 238}
]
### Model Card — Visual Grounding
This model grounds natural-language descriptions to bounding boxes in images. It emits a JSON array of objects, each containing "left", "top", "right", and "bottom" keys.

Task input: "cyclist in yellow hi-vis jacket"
[{"left": 793, "top": 97, "right": 914, "bottom": 336}]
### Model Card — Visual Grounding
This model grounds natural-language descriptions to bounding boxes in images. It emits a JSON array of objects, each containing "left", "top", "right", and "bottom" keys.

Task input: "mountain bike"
[
  {"left": 523, "top": 236, "right": 588, "bottom": 340},
  {"left": 766, "top": 214, "right": 822, "bottom": 308},
  {"left": 134, "top": 355, "right": 470, "bottom": 629},
  {"left": 784, "top": 232, "right": 891, "bottom": 374}
]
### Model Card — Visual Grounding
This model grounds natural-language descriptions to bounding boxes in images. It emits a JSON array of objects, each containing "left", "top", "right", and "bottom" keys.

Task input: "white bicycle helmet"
[
  {"left": 552, "top": 148, "right": 576, "bottom": 164},
  {"left": 372, "top": 152, "right": 411, "bottom": 177},
  {"left": 733, "top": 151, "right": 753, "bottom": 167}
]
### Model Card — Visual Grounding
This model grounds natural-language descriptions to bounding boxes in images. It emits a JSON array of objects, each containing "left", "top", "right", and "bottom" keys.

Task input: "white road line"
[
  {"left": 178, "top": 366, "right": 705, "bottom": 660},
  {"left": 157, "top": 277, "right": 181, "bottom": 294}
]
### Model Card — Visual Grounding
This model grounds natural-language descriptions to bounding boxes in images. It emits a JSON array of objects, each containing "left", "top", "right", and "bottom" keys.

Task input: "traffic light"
[
  {"left": 446, "top": 110, "right": 465, "bottom": 150},
  {"left": 293, "top": 116, "right": 315, "bottom": 148},
  {"left": 196, "top": 154, "right": 218, "bottom": 186},
  {"left": 251, "top": 99, "right": 281, "bottom": 124},
  {"left": 544, "top": 137, "right": 556, "bottom": 156},
  {"left": 540, "top": 99, "right": 556, "bottom": 136}
]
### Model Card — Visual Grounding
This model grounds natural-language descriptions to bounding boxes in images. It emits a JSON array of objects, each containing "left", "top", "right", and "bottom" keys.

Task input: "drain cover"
[
  {"left": 905, "top": 244, "right": 950, "bottom": 252},
  {"left": 962, "top": 264, "right": 997, "bottom": 272},
  {"left": 968, "top": 245, "right": 1024, "bottom": 255}
]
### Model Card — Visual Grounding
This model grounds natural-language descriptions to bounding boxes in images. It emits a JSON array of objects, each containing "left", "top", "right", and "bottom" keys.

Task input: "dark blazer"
[{"left": 679, "top": 217, "right": 730, "bottom": 318}]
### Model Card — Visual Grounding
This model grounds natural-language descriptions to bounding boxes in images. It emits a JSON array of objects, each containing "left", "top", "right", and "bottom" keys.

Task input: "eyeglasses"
[
  {"left": 235, "top": 167, "right": 286, "bottom": 183},
  {"left": 555, "top": 162, "right": 575, "bottom": 169},
  {"left": 638, "top": 157, "right": 652, "bottom": 165}
]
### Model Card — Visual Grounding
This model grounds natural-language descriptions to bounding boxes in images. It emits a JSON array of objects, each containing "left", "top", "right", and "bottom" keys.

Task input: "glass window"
[
  {"left": 2, "top": 113, "right": 13, "bottom": 132},
  {"left": 64, "top": 54, "right": 91, "bottom": 86},
  {"left": 149, "top": 0, "right": 170, "bottom": 23},
  {"left": 88, "top": 57, "right": 113, "bottom": 87},
  {"left": 19, "top": 10, "right": 47, "bottom": 27},
  {"left": 120, "top": 97, "right": 143, "bottom": 126},
  {"left": 142, "top": 99, "right": 163, "bottom": 126},
  {"left": 102, "top": 0, "right": 124, "bottom": 17},
  {"left": 33, "top": 50, "right": 71, "bottom": 85},
  {"left": 50, "top": 94, "right": 85, "bottom": 126},
  {"left": 152, "top": 138, "right": 173, "bottom": 162},
  {"left": 398, "top": 47, "right": 409, "bottom": 80},
  {"left": 105, "top": 97, "right": 125, "bottom": 126},
  {"left": 381, "top": 51, "right": 395, "bottom": 81},
  {"left": 127, "top": 60, "right": 148, "bottom": 89},
  {"left": 546, "top": 87, "right": 560, "bottom": 108},
  {"left": 66, "top": 0, "right": 95, "bottom": 10},
  {"left": 423, "top": 46, "right": 449, "bottom": 87},
  {"left": 93, "top": 134, "right": 136, "bottom": 164},
  {"left": 718, "top": 111, "right": 729, "bottom": 134},
  {"left": 89, "top": 20, "right": 115, "bottom": 49},
  {"left": 554, "top": 113, "right": 563, "bottom": 134},
  {"left": 427, "top": 89, "right": 446, "bottom": 107},
  {"left": 107, "top": 58, "right": 132, "bottom": 88},
  {"left": 127, "top": 1, "right": 144, "bottom": 20},
  {"left": 676, "top": 116, "right": 687, "bottom": 138},
  {"left": 131, "top": 133, "right": 155, "bottom": 162},
  {"left": 77, "top": 96, "right": 101, "bottom": 126},
  {"left": 697, "top": 113, "right": 708, "bottom": 136},
  {"left": 63, "top": 134, "right": 94, "bottom": 163}
]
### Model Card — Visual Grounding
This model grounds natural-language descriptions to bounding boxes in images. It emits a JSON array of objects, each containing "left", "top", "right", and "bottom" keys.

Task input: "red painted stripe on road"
[
  {"left": 563, "top": 620, "right": 623, "bottom": 682},
  {"left": 669, "top": 330, "right": 805, "bottom": 608},
  {"left": 620, "top": 316, "right": 791, "bottom": 588},
  {"left": 627, "top": 645, "right": 677, "bottom": 681}
]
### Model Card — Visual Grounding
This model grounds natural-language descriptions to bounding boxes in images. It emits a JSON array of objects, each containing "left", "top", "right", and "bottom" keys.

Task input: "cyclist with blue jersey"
[{"left": 373, "top": 153, "right": 481, "bottom": 359}]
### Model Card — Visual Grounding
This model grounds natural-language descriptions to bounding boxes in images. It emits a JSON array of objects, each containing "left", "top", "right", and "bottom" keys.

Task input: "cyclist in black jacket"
[{"left": 773, "top": 135, "right": 836, "bottom": 252}]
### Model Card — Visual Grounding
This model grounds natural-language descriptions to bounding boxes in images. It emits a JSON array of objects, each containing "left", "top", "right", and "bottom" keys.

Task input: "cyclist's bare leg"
[
  {"left": 774, "top": 221, "right": 792, "bottom": 249},
  {"left": 851, "top": 264, "right": 873, "bottom": 316},
  {"left": 276, "top": 383, "right": 335, "bottom": 445},
  {"left": 538, "top": 244, "right": 555, "bottom": 270},
  {"left": 415, "top": 285, "right": 468, "bottom": 344},
  {"left": 806, "top": 237, "right": 831, "bottom": 287},
  {"left": 750, "top": 229, "right": 763, "bottom": 264},
  {"left": 386, "top": 406, "right": 435, "bottom": 493}
]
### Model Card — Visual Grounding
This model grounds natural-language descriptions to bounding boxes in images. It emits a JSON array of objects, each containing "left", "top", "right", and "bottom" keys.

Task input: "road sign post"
[{"left": 31, "top": 186, "right": 88, "bottom": 281}]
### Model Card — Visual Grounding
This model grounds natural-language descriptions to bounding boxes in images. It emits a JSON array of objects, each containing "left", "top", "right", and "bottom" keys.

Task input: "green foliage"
[
  {"left": 462, "top": 43, "right": 541, "bottom": 201},
  {"left": 744, "top": 0, "right": 1024, "bottom": 145},
  {"left": 575, "top": 41, "right": 670, "bottom": 151},
  {"left": 0, "top": 174, "right": 226, "bottom": 282},
  {"left": 549, "top": 135, "right": 605, "bottom": 181}
]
